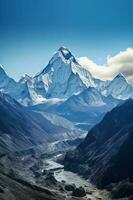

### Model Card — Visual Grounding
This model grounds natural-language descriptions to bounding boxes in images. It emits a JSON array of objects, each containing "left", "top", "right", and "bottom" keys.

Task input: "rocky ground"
[{"left": 0, "top": 151, "right": 110, "bottom": 200}]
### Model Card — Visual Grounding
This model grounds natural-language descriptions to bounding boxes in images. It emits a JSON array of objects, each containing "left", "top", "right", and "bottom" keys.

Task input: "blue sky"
[{"left": 0, "top": 0, "right": 133, "bottom": 80}]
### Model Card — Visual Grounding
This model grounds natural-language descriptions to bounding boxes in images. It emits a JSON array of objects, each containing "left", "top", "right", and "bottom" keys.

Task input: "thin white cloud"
[{"left": 77, "top": 48, "right": 133, "bottom": 84}]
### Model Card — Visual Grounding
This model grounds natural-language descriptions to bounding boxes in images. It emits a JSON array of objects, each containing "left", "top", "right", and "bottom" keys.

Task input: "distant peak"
[{"left": 112, "top": 73, "right": 131, "bottom": 85}]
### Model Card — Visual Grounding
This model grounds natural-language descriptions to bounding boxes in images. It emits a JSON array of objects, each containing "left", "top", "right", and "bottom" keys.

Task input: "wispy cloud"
[{"left": 78, "top": 48, "right": 133, "bottom": 84}]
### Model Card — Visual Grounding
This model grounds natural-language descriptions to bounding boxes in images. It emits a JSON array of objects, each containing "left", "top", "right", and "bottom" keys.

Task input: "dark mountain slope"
[
  {"left": 64, "top": 99, "right": 133, "bottom": 197},
  {"left": 0, "top": 92, "right": 77, "bottom": 154}
]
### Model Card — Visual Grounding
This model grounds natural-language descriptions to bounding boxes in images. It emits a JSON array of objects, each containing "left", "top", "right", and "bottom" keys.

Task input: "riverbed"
[{"left": 43, "top": 158, "right": 110, "bottom": 200}]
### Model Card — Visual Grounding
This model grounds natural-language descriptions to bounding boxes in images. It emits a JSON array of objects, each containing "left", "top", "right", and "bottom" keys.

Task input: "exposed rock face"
[{"left": 64, "top": 99, "right": 133, "bottom": 198}]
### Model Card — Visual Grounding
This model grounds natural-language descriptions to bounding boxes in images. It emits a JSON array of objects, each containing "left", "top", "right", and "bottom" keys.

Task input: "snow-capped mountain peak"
[
  {"left": 27, "top": 47, "right": 95, "bottom": 102},
  {"left": 31, "top": 49, "right": 85, "bottom": 99},
  {"left": 97, "top": 72, "right": 133, "bottom": 100},
  {"left": 110, "top": 72, "right": 130, "bottom": 88}
]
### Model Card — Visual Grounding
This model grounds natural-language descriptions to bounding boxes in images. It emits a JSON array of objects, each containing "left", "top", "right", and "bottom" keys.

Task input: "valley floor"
[
  {"left": 42, "top": 155, "right": 110, "bottom": 200},
  {"left": 0, "top": 151, "right": 110, "bottom": 200}
]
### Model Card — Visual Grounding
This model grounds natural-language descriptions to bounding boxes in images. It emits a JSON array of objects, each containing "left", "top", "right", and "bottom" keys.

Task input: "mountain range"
[
  {"left": 1, "top": 47, "right": 133, "bottom": 107},
  {"left": 1, "top": 47, "right": 132, "bottom": 134}
]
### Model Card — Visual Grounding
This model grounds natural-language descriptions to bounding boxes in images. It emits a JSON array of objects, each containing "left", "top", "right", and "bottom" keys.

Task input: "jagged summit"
[
  {"left": 57, "top": 46, "right": 76, "bottom": 61},
  {"left": 58, "top": 46, "right": 70, "bottom": 53}
]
